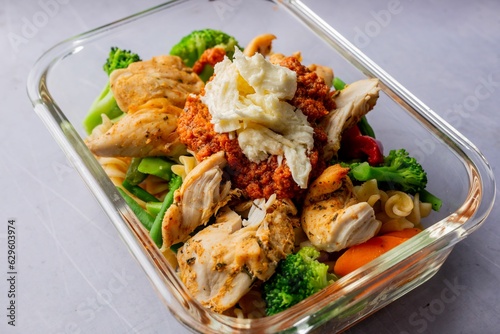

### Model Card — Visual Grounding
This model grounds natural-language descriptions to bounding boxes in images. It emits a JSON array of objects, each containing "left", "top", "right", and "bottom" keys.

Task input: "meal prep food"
[{"left": 82, "top": 29, "right": 442, "bottom": 318}]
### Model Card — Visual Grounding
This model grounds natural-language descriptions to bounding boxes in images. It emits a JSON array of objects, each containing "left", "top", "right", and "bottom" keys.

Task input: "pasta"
[
  {"left": 406, "top": 193, "right": 432, "bottom": 227},
  {"left": 354, "top": 180, "right": 432, "bottom": 233},
  {"left": 88, "top": 114, "right": 114, "bottom": 138},
  {"left": 90, "top": 115, "right": 134, "bottom": 193},
  {"left": 377, "top": 215, "right": 415, "bottom": 234},
  {"left": 353, "top": 179, "right": 381, "bottom": 207},
  {"left": 97, "top": 156, "right": 130, "bottom": 186},
  {"left": 171, "top": 154, "right": 198, "bottom": 180},
  {"left": 141, "top": 175, "right": 171, "bottom": 199},
  {"left": 384, "top": 190, "right": 414, "bottom": 218}
]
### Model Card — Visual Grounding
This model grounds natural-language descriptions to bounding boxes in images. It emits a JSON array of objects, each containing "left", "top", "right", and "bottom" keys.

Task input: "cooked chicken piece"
[
  {"left": 110, "top": 55, "right": 204, "bottom": 113},
  {"left": 177, "top": 195, "right": 296, "bottom": 313},
  {"left": 320, "top": 78, "right": 380, "bottom": 160},
  {"left": 160, "top": 152, "right": 239, "bottom": 249},
  {"left": 308, "top": 64, "right": 334, "bottom": 88},
  {"left": 243, "top": 33, "right": 276, "bottom": 57},
  {"left": 301, "top": 164, "right": 381, "bottom": 252},
  {"left": 85, "top": 98, "right": 186, "bottom": 157},
  {"left": 268, "top": 51, "right": 302, "bottom": 64}
]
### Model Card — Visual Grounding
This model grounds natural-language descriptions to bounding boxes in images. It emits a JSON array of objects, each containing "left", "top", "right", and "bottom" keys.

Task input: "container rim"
[{"left": 26, "top": 0, "right": 496, "bottom": 332}]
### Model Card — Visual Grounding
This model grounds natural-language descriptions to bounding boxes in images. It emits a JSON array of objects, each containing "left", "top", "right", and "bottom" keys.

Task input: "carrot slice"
[{"left": 334, "top": 235, "right": 408, "bottom": 277}]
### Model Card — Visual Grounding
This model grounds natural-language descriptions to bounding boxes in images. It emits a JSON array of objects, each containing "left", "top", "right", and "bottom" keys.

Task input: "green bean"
[
  {"left": 358, "top": 116, "right": 376, "bottom": 138},
  {"left": 122, "top": 179, "right": 160, "bottom": 203},
  {"left": 150, "top": 175, "right": 183, "bottom": 248},
  {"left": 138, "top": 157, "right": 174, "bottom": 181},
  {"left": 124, "top": 157, "right": 147, "bottom": 185},
  {"left": 117, "top": 187, "right": 154, "bottom": 231},
  {"left": 333, "top": 77, "right": 346, "bottom": 91},
  {"left": 146, "top": 201, "right": 163, "bottom": 216}
]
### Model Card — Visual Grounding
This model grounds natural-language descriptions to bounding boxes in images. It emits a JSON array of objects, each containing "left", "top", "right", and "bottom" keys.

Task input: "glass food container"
[{"left": 27, "top": 0, "right": 496, "bottom": 333}]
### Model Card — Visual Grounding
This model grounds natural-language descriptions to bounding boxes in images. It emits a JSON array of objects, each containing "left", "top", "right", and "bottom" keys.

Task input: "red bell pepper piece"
[{"left": 341, "top": 125, "right": 384, "bottom": 165}]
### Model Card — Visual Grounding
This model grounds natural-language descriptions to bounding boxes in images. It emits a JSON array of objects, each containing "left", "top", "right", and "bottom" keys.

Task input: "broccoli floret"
[
  {"left": 262, "top": 247, "right": 336, "bottom": 316},
  {"left": 169, "top": 29, "right": 241, "bottom": 81},
  {"left": 83, "top": 47, "right": 141, "bottom": 134},
  {"left": 347, "top": 149, "right": 427, "bottom": 194},
  {"left": 170, "top": 29, "right": 241, "bottom": 67},
  {"left": 345, "top": 149, "right": 442, "bottom": 211},
  {"left": 103, "top": 47, "right": 141, "bottom": 75}
]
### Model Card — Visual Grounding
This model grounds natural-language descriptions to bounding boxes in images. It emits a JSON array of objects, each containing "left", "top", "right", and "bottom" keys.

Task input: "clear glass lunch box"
[{"left": 27, "top": 0, "right": 496, "bottom": 332}]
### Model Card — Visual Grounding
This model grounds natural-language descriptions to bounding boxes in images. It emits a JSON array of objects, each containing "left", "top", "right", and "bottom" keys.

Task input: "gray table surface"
[{"left": 1, "top": 0, "right": 498, "bottom": 333}]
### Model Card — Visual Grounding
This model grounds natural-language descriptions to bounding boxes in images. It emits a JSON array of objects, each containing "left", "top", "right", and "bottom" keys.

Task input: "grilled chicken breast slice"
[
  {"left": 321, "top": 78, "right": 380, "bottom": 160},
  {"left": 301, "top": 164, "right": 381, "bottom": 252},
  {"left": 160, "top": 152, "right": 238, "bottom": 249},
  {"left": 85, "top": 98, "right": 186, "bottom": 157},
  {"left": 110, "top": 55, "right": 204, "bottom": 113},
  {"left": 177, "top": 195, "right": 296, "bottom": 313}
]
